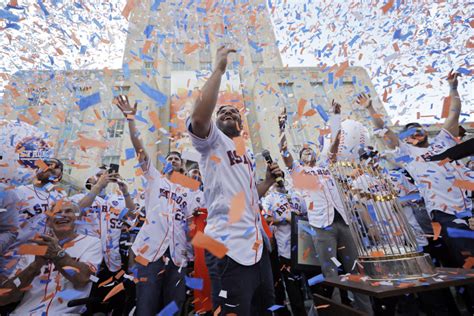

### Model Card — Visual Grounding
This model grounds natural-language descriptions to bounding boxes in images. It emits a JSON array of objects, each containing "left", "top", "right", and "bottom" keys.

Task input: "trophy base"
[{"left": 357, "top": 253, "right": 437, "bottom": 281}]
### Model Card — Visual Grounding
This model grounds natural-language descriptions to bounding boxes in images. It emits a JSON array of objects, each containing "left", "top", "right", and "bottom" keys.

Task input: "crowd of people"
[{"left": 0, "top": 47, "right": 473, "bottom": 316}]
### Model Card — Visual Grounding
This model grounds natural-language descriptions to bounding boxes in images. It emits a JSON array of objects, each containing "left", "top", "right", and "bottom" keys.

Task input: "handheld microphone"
[{"left": 262, "top": 150, "right": 284, "bottom": 187}]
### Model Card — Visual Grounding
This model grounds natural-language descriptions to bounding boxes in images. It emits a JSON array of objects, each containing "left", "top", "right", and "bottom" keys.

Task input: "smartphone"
[{"left": 109, "top": 163, "right": 119, "bottom": 174}]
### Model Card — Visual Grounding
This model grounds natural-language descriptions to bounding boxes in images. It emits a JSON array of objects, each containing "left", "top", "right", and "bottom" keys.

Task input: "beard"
[
  {"left": 411, "top": 135, "right": 429, "bottom": 147},
  {"left": 217, "top": 120, "right": 241, "bottom": 138}
]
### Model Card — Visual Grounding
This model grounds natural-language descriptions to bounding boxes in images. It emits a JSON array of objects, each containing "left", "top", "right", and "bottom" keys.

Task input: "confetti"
[
  {"left": 185, "top": 276, "right": 203, "bottom": 290},
  {"left": 76, "top": 92, "right": 101, "bottom": 111},
  {"left": 191, "top": 231, "right": 228, "bottom": 259},
  {"left": 308, "top": 274, "right": 325, "bottom": 286},
  {"left": 228, "top": 191, "right": 245, "bottom": 224}
]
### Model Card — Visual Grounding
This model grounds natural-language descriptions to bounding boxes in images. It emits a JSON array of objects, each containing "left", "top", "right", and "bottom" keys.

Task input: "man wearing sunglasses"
[{"left": 359, "top": 70, "right": 474, "bottom": 312}]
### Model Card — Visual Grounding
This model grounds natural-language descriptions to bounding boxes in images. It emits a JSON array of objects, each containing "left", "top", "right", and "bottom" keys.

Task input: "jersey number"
[{"left": 109, "top": 218, "right": 123, "bottom": 229}]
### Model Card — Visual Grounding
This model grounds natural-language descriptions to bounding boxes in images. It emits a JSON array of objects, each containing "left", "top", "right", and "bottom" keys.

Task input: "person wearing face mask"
[
  {"left": 359, "top": 70, "right": 474, "bottom": 313},
  {"left": 70, "top": 166, "right": 135, "bottom": 315},
  {"left": 0, "top": 200, "right": 102, "bottom": 315},
  {"left": 279, "top": 102, "right": 374, "bottom": 315},
  {"left": 11, "top": 158, "right": 65, "bottom": 248},
  {"left": 115, "top": 95, "right": 193, "bottom": 315}
]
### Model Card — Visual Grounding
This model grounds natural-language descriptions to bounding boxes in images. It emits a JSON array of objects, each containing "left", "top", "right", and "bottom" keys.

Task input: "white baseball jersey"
[
  {"left": 262, "top": 190, "right": 307, "bottom": 259},
  {"left": 131, "top": 162, "right": 192, "bottom": 267},
  {"left": 71, "top": 193, "right": 129, "bottom": 272},
  {"left": 12, "top": 234, "right": 102, "bottom": 316},
  {"left": 187, "top": 119, "right": 264, "bottom": 266},
  {"left": 13, "top": 184, "right": 65, "bottom": 247},
  {"left": 393, "top": 129, "right": 472, "bottom": 216},
  {"left": 291, "top": 162, "right": 347, "bottom": 229}
]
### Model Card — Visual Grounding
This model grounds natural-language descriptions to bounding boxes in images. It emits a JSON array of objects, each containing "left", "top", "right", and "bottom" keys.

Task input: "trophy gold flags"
[{"left": 329, "top": 161, "right": 436, "bottom": 280}]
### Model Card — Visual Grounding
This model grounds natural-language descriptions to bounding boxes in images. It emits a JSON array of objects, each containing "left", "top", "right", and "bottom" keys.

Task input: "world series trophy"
[{"left": 329, "top": 161, "right": 436, "bottom": 280}]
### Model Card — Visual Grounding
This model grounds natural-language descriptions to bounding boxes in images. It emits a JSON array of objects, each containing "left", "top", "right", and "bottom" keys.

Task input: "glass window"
[
  {"left": 200, "top": 47, "right": 211, "bottom": 62},
  {"left": 200, "top": 61, "right": 212, "bottom": 71},
  {"left": 278, "top": 82, "right": 295, "bottom": 98},
  {"left": 172, "top": 61, "right": 186, "bottom": 71},
  {"left": 144, "top": 61, "right": 153, "bottom": 69},
  {"left": 107, "top": 119, "right": 125, "bottom": 138},
  {"left": 251, "top": 51, "right": 263, "bottom": 64}
]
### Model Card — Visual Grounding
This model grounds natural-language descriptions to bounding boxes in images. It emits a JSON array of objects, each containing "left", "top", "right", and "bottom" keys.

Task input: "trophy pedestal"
[{"left": 357, "top": 253, "right": 437, "bottom": 281}]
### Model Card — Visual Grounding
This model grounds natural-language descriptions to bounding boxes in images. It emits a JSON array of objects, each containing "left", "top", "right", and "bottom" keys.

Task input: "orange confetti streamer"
[
  {"left": 297, "top": 98, "right": 307, "bottom": 118},
  {"left": 149, "top": 111, "right": 162, "bottom": 129},
  {"left": 191, "top": 231, "right": 228, "bottom": 259},
  {"left": 121, "top": 0, "right": 135, "bottom": 20},
  {"left": 169, "top": 172, "right": 201, "bottom": 191},
  {"left": 431, "top": 222, "right": 441, "bottom": 241},
  {"left": 134, "top": 255, "right": 150, "bottom": 267},
  {"left": 184, "top": 43, "right": 200, "bottom": 55},
  {"left": 103, "top": 282, "right": 125, "bottom": 302},
  {"left": 453, "top": 179, "right": 474, "bottom": 191},
  {"left": 233, "top": 136, "right": 246, "bottom": 157},
  {"left": 228, "top": 191, "right": 246, "bottom": 224},
  {"left": 18, "top": 244, "right": 47, "bottom": 256},
  {"left": 381, "top": 0, "right": 394, "bottom": 14},
  {"left": 441, "top": 96, "right": 451, "bottom": 118},
  {"left": 463, "top": 257, "right": 474, "bottom": 269}
]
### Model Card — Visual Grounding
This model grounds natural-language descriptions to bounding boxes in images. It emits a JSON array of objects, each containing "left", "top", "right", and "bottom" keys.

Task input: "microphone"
[
  {"left": 67, "top": 297, "right": 101, "bottom": 307},
  {"left": 262, "top": 150, "right": 284, "bottom": 187}
]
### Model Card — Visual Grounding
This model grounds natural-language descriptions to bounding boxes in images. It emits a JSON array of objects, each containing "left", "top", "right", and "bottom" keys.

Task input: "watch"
[{"left": 55, "top": 248, "right": 66, "bottom": 259}]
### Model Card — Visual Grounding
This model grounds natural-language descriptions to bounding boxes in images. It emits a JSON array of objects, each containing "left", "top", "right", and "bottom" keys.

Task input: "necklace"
[{"left": 32, "top": 184, "right": 51, "bottom": 202}]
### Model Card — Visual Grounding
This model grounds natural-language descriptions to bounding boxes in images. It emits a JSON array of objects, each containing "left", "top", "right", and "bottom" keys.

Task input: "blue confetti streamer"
[
  {"left": 185, "top": 276, "right": 203, "bottom": 290},
  {"left": 136, "top": 82, "right": 167, "bottom": 106},
  {"left": 268, "top": 305, "right": 284, "bottom": 311},
  {"left": 77, "top": 92, "right": 101, "bottom": 111},
  {"left": 125, "top": 148, "right": 135, "bottom": 160},
  {"left": 0, "top": 9, "right": 20, "bottom": 21},
  {"left": 158, "top": 301, "right": 179, "bottom": 316},
  {"left": 447, "top": 227, "right": 474, "bottom": 239},
  {"left": 316, "top": 105, "right": 329, "bottom": 122},
  {"left": 308, "top": 274, "right": 325, "bottom": 286},
  {"left": 37, "top": 0, "right": 50, "bottom": 16}
]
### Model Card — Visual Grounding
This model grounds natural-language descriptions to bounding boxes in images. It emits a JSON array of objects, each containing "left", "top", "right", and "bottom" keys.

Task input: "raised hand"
[
  {"left": 31, "top": 234, "right": 62, "bottom": 260},
  {"left": 447, "top": 69, "right": 460, "bottom": 90},
  {"left": 115, "top": 95, "right": 137, "bottom": 119},
  {"left": 356, "top": 93, "right": 372, "bottom": 108},
  {"left": 215, "top": 46, "right": 237, "bottom": 73},
  {"left": 95, "top": 172, "right": 117, "bottom": 190},
  {"left": 331, "top": 100, "right": 341, "bottom": 114},
  {"left": 115, "top": 175, "right": 129, "bottom": 195},
  {"left": 278, "top": 107, "right": 287, "bottom": 131}
]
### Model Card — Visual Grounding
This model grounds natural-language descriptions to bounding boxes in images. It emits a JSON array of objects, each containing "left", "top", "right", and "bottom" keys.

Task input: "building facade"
[{"left": 2, "top": 0, "right": 393, "bottom": 190}]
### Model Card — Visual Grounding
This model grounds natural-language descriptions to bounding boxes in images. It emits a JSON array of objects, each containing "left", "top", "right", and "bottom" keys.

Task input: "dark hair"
[
  {"left": 403, "top": 122, "right": 422, "bottom": 132},
  {"left": 44, "top": 158, "right": 64, "bottom": 172},
  {"left": 299, "top": 147, "right": 315, "bottom": 159},
  {"left": 166, "top": 151, "right": 182, "bottom": 161},
  {"left": 359, "top": 146, "right": 378, "bottom": 160},
  {"left": 187, "top": 163, "right": 199, "bottom": 171},
  {"left": 216, "top": 104, "right": 238, "bottom": 116}
]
